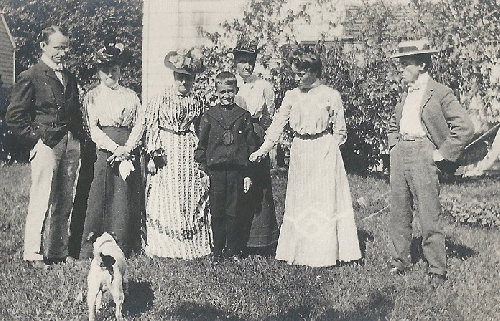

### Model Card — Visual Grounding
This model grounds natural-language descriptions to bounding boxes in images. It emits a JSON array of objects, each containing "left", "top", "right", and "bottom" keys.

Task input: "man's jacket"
[
  {"left": 388, "top": 78, "right": 474, "bottom": 162},
  {"left": 6, "top": 61, "right": 83, "bottom": 149}
]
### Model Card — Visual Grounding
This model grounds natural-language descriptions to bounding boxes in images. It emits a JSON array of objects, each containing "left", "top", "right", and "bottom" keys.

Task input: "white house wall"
[{"left": 142, "top": 0, "right": 246, "bottom": 102}]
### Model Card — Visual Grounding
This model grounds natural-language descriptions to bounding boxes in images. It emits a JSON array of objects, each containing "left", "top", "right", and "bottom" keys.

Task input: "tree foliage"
[
  {"left": 0, "top": 0, "right": 142, "bottom": 94},
  {"left": 201, "top": 0, "right": 500, "bottom": 172},
  {"left": 2, "top": 0, "right": 500, "bottom": 170}
]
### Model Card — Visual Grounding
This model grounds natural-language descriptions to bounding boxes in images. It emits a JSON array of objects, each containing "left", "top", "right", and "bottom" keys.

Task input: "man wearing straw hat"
[{"left": 387, "top": 39, "right": 474, "bottom": 285}]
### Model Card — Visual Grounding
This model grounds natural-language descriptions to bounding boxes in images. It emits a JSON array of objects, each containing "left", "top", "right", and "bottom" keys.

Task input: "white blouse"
[
  {"left": 258, "top": 84, "right": 346, "bottom": 154},
  {"left": 236, "top": 74, "right": 275, "bottom": 120},
  {"left": 84, "top": 83, "right": 145, "bottom": 152}
]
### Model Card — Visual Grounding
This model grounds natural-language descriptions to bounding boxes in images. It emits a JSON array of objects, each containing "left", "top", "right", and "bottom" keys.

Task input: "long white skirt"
[{"left": 275, "top": 133, "right": 361, "bottom": 267}]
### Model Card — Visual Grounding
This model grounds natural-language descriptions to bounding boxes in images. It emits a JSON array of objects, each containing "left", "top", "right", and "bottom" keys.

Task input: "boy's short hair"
[{"left": 215, "top": 71, "right": 238, "bottom": 87}]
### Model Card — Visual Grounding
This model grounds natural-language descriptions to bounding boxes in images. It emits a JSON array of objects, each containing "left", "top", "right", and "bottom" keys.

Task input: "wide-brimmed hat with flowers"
[
  {"left": 164, "top": 47, "right": 204, "bottom": 75},
  {"left": 390, "top": 39, "right": 439, "bottom": 59}
]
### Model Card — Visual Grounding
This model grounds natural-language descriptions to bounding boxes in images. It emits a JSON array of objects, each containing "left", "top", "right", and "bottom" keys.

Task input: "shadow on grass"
[
  {"left": 266, "top": 286, "right": 396, "bottom": 321},
  {"left": 358, "top": 229, "right": 375, "bottom": 260},
  {"left": 123, "top": 281, "right": 155, "bottom": 316},
  {"left": 166, "top": 302, "right": 245, "bottom": 320},
  {"left": 410, "top": 236, "right": 477, "bottom": 264}
]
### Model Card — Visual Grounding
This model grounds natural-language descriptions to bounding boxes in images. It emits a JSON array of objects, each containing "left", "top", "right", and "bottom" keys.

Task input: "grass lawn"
[{"left": 0, "top": 163, "right": 499, "bottom": 320}]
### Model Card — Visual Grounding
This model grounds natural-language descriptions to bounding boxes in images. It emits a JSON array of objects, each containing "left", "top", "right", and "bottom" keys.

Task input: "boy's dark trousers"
[{"left": 208, "top": 166, "right": 247, "bottom": 256}]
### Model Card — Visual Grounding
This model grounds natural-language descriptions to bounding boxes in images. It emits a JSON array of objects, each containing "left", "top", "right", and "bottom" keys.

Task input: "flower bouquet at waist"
[
  {"left": 146, "top": 148, "right": 168, "bottom": 173},
  {"left": 107, "top": 151, "right": 137, "bottom": 180}
]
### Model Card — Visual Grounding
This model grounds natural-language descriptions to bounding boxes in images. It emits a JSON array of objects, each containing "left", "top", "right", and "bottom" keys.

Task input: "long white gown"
[{"left": 255, "top": 83, "right": 361, "bottom": 267}]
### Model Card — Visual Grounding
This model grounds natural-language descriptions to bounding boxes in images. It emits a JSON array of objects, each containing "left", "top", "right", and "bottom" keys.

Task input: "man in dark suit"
[
  {"left": 6, "top": 25, "right": 83, "bottom": 267},
  {"left": 388, "top": 39, "right": 474, "bottom": 285}
]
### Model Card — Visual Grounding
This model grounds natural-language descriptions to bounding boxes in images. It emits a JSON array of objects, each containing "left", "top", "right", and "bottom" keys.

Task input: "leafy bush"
[{"left": 442, "top": 190, "right": 500, "bottom": 228}]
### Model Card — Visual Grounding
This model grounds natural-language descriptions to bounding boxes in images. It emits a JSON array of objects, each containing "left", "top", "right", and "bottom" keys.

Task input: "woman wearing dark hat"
[
  {"left": 232, "top": 40, "right": 279, "bottom": 255},
  {"left": 79, "top": 44, "right": 145, "bottom": 259},
  {"left": 250, "top": 48, "right": 361, "bottom": 267},
  {"left": 143, "top": 48, "right": 211, "bottom": 259}
]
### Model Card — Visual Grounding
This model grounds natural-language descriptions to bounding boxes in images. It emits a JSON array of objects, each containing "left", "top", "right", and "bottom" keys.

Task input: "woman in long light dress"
[
  {"left": 143, "top": 48, "right": 211, "bottom": 259},
  {"left": 250, "top": 50, "right": 361, "bottom": 267},
  {"left": 80, "top": 45, "right": 145, "bottom": 259}
]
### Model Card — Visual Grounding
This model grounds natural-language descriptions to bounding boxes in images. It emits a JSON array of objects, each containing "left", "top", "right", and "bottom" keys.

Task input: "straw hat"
[{"left": 390, "top": 39, "right": 439, "bottom": 58}]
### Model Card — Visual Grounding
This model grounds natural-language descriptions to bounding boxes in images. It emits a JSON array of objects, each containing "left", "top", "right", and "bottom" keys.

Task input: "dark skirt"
[
  {"left": 243, "top": 122, "right": 279, "bottom": 250},
  {"left": 79, "top": 127, "right": 143, "bottom": 259}
]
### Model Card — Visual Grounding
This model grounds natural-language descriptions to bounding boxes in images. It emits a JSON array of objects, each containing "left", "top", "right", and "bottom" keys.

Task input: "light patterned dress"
[
  {"left": 144, "top": 85, "right": 211, "bottom": 259},
  {"left": 255, "top": 83, "right": 361, "bottom": 267}
]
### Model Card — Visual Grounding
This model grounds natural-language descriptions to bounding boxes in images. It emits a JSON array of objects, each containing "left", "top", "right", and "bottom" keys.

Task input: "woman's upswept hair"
[{"left": 288, "top": 47, "right": 322, "bottom": 78}]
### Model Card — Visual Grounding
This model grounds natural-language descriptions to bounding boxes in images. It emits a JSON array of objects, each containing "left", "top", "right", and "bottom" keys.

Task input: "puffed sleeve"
[
  {"left": 124, "top": 92, "right": 145, "bottom": 152},
  {"left": 253, "top": 91, "right": 292, "bottom": 157},
  {"left": 85, "top": 89, "right": 120, "bottom": 152},
  {"left": 330, "top": 90, "right": 347, "bottom": 146},
  {"left": 260, "top": 81, "right": 275, "bottom": 129}
]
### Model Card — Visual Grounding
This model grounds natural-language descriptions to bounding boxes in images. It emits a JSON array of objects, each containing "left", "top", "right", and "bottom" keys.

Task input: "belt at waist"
[
  {"left": 159, "top": 126, "right": 192, "bottom": 135},
  {"left": 399, "top": 133, "right": 427, "bottom": 141},
  {"left": 294, "top": 129, "right": 331, "bottom": 140}
]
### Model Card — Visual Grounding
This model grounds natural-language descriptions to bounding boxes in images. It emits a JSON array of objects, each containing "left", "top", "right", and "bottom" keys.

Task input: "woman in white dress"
[
  {"left": 143, "top": 48, "right": 211, "bottom": 259},
  {"left": 250, "top": 49, "right": 361, "bottom": 267}
]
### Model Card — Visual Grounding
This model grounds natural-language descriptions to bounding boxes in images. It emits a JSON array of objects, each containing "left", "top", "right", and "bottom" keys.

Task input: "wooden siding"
[{"left": 0, "top": 13, "right": 15, "bottom": 89}]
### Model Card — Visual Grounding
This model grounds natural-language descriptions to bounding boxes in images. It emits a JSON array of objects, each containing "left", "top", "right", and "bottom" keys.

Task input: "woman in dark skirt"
[
  {"left": 79, "top": 44, "right": 145, "bottom": 259},
  {"left": 233, "top": 40, "right": 279, "bottom": 255}
]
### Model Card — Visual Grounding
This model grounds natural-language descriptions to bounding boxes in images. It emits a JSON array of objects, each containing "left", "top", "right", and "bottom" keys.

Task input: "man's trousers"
[
  {"left": 24, "top": 132, "right": 80, "bottom": 261},
  {"left": 389, "top": 138, "right": 446, "bottom": 276}
]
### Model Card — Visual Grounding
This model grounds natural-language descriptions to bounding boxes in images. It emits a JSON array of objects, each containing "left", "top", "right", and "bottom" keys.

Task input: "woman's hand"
[
  {"left": 249, "top": 151, "right": 264, "bottom": 162},
  {"left": 201, "top": 175, "right": 210, "bottom": 190},
  {"left": 147, "top": 159, "right": 157, "bottom": 174},
  {"left": 107, "top": 146, "right": 130, "bottom": 164}
]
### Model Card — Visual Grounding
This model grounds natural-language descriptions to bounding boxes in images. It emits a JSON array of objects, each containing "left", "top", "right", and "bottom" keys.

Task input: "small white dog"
[{"left": 87, "top": 232, "right": 126, "bottom": 321}]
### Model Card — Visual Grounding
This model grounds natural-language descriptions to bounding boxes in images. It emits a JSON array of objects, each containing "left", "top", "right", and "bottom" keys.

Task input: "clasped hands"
[{"left": 107, "top": 146, "right": 130, "bottom": 165}]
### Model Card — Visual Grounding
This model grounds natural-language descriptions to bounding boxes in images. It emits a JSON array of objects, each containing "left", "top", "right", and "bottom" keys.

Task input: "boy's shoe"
[
  {"left": 211, "top": 249, "right": 224, "bottom": 263},
  {"left": 427, "top": 272, "right": 447, "bottom": 287},
  {"left": 224, "top": 249, "right": 243, "bottom": 262},
  {"left": 389, "top": 265, "right": 406, "bottom": 275}
]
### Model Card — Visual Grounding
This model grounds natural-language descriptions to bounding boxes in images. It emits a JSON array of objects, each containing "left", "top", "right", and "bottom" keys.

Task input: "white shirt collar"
[{"left": 408, "top": 73, "right": 430, "bottom": 92}]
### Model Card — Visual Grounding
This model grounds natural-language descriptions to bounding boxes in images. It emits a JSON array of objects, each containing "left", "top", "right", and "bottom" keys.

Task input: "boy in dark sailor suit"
[
  {"left": 5, "top": 25, "right": 84, "bottom": 267},
  {"left": 195, "top": 71, "right": 257, "bottom": 261}
]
